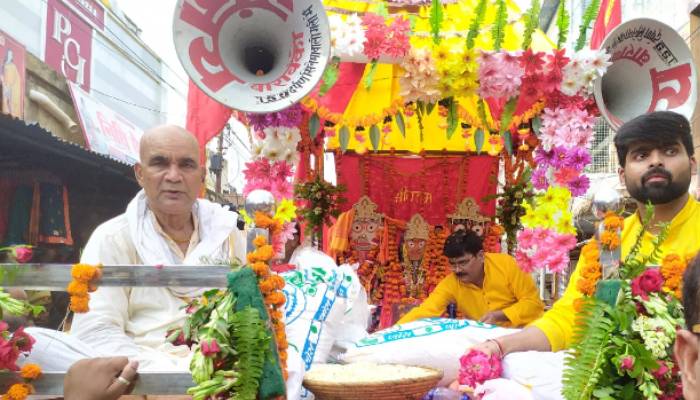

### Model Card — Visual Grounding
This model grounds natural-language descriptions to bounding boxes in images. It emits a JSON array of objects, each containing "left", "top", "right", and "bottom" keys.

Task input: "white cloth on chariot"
[{"left": 25, "top": 190, "right": 246, "bottom": 371}]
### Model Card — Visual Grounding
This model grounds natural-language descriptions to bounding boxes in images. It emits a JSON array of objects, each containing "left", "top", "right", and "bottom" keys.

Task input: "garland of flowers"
[
  {"left": 248, "top": 236, "right": 288, "bottom": 380},
  {"left": 67, "top": 263, "right": 101, "bottom": 313},
  {"left": 422, "top": 230, "right": 450, "bottom": 294},
  {"left": 514, "top": 186, "right": 577, "bottom": 274},
  {"left": 3, "top": 364, "right": 42, "bottom": 400},
  {"left": 294, "top": 175, "right": 346, "bottom": 242},
  {"left": 563, "top": 208, "right": 683, "bottom": 400},
  {"left": 458, "top": 349, "right": 503, "bottom": 389},
  {"left": 340, "top": 248, "right": 381, "bottom": 303}
]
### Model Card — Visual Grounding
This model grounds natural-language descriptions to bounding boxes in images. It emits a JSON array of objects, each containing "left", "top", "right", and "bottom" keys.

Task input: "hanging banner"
[
  {"left": 0, "top": 30, "right": 26, "bottom": 119},
  {"left": 62, "top": 0, "right": 106, "bottom": 31},
  {"left": 336, "top": 154, "right": 499, "bottom": 225},
  {"left": 69, "top": 82, "right": 142, "bottom": 165},
  {"left": 45, "top": 0, "right": 93, "bottom": 91}
]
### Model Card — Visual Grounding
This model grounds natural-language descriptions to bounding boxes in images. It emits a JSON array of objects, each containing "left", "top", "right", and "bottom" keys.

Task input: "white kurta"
[{"left": 69, "top": 191, "right": 246, "bottom": 371}]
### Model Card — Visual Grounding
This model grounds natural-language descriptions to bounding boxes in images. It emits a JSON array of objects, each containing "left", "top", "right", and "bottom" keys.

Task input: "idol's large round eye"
[
  {"left": 417, "top": 241, "right": 425, "bottom": 248},
  {"left": 366, "top": 223, "right": 377, "bottom": 232},
  {"left": 408, "top": 241, "right": 415, "bottom": 248},
  {"left": 352, "top": 223, "right": 362, "bottom": 232}
]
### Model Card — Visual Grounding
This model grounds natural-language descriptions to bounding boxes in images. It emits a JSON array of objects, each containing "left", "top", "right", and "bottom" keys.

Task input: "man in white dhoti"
[{"left": 26, "top": 125, "right": 246, "bottom": 371}]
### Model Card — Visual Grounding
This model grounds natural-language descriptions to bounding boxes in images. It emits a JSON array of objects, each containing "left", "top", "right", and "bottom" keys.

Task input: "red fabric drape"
[
  {"left": 590, "top": 0, "right": 622, "bottom": 50},
  {"left": 185, "top": 80, "right": 232, "bottom": 164},
  {"left": 335, "top": 154, "right": 499, "bottom": 225}
]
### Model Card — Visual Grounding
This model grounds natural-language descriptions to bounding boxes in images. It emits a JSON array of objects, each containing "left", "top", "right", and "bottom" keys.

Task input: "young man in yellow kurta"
[
  {"left": 397, "top": 230, "right": 544, "bottom": 328},
  {"left": 468, "top": 111, "right": 700, "bottom": 359}
]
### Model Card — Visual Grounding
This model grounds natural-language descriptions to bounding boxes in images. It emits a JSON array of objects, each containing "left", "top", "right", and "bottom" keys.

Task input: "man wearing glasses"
[{"left": 396, "top": 230, "right": 544, "bottom": 327}]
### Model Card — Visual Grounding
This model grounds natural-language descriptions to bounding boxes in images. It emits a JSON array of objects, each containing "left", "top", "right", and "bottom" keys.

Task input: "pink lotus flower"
[
  {"left": 458, "top": 349, "right": 503, "bottom": 388},
  {"left": 200, "top": 339, "right": 221, "bottom": 357},
  {"left": 13, "top": 246, "right": 32, "bottom": 263},
  {"left": 631, "top": 269, "right": 664, "bottom": 300},
  {"left": 620, "top": 355, "right": 635, "bottom": 371}
]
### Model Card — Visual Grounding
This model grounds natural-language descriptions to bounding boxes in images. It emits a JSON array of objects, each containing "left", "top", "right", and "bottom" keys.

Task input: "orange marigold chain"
[
  {"left": 660, "top": 254, "right": 688, "bottom": 299},
  {"left": 3, "top": 364, "right": 42, "bottom": 400},
  {"left": 67, "top": 263, "right": 102, "bottom": 313},
  {"left": 577, "top": 239, "right": 602, "bottom": 296},
  {"left": 599, "top": 211, "right": 624, "bottom": 250},
  {"left": 250, "top": 235, "right": 288, "bottom": 380}
]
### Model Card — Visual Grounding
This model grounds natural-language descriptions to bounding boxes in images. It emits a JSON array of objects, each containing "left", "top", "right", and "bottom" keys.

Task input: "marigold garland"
[
  {"left": 599, "top": 211, "right": 623, "bottom": 250},
  {"left": 249, "top": 235, "right": 288, "bottom": 380},
  {"left": 3, "top": 365, "right": 41, "bottom": 400},
  {"left": 660, "top": 254, "right": 687, "bottom": 299},
  {"left": 576, "top": 239, "right": 601, "bottom": 296},
  {"left": 67, "top": 263, "right": 101, "bottom": 313}
]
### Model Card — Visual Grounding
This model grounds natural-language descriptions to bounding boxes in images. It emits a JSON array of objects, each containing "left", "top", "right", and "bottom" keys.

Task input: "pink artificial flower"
[
  {"left": 553, "top": 167, "right": 579, "bottom": 186},
  {"left": 458, "top": 349, "right": 503, "bottom": 388},
  {"left": 0, "top": 338, "right": 20, "bottom": 371},
  {"left": 653, "top": 361, "right": 670, "bottom": 379},
  {"left": 519, "top": 49, "right": 545, "bottom": 74},
  {"left": 11, "top": 326, "right": 35, "bottom": 353},
  {"left": 544, "top": 252, "right": 569, "bottom": 274},
  {"left": 200, "top": 339, "right": 221, "bottom": 357},
  {"left": 0, "top": 321, "right": 8, "bottom": 333},
  {"left": 478, "top": 52, "right": 525, "bottom": 99},
  {"left": 13, "top": 246, "right": 33, "bottom": 263},
  {"left": 620, "top": 355, "right": 635, "bottom": 371},
  {"left": 515, "top": 250, "right": 535, "bottom": 273},
  {"left": 631, "top": 269, "right": 664, "bottom": 300}
]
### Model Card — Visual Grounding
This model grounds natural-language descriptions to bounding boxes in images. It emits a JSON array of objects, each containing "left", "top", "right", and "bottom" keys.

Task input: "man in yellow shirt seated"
[
  {"left": 397, "top": 230, "right": 544, "bottom": 327},
  {"left": 469, "top": 111, "right": 700, "bottom": 365}
]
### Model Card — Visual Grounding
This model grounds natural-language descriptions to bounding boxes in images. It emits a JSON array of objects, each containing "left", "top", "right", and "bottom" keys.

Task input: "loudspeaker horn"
[
  {"left": 593, "top": 18, "right": 697, "bottom": 130},
  {"left": 173, "top": 0, "right": 330, "bottom": 113}
]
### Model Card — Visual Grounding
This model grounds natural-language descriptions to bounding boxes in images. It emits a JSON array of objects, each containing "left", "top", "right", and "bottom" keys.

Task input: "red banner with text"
[
  {"left": 336, "top": 154, "right": 499, "bottom": 225},
  {"left": 45, "top": 0, "right": 93, "bottom": 91}
]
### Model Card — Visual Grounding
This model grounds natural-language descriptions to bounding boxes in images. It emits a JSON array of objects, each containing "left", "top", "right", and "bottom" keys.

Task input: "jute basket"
[{"left": 303, "top": 364, "right": 443, "bottom": 400}]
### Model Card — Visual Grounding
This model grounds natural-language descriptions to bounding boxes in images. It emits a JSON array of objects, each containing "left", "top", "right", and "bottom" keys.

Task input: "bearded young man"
[{"left": 456, "top": 111, "right": 700, "bottom": 389}]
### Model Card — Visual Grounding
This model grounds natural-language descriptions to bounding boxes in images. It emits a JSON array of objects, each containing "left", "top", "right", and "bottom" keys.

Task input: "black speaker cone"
[{"left": 243, "top": 46, "right": 275, "bottom": 76}]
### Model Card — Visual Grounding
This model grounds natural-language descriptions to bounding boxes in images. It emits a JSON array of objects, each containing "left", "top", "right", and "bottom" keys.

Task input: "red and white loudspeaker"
[
  {"left": 594, "top": 18, "right": 697, "bottom": 129},
  {"left": 173, "top": 0, "right": 330, "bottom": 113}
]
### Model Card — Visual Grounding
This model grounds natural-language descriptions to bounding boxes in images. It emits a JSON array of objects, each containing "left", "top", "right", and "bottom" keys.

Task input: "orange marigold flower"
[
  {"left": 66, "top": 280, "right": 89, "bottom": 296},
  {"left": 572, "top": 298, "right": 585, "bottom": 313},
  {"left": 599, "top": 231, "right": 621, "bottom": 250},
  {"left": 253, "top": 235, "right": 268, "bottom": 248},
  {"left": 19, "top": 364, "right": 42, "bottom": 380},
  {"left": 259, "top": 279, "right": 276, "bottom": 295},
  {"left": 251, "top": 262, "right": 269, "bottom": 277},
  {"left": 254, "top": 212, "right": 276, "bottom": 229},
  {"left": 266, "top": 292, "right": 286, "bottom": 307},
  {"left": 252, "top": 245, "right": 274, "bottom": 262},
  {"left": 269, "top": 308, "right": 283, "bottom": 321},
  {"left": 71, "top": 263, "right": 99, "bottom": 282},
  {"left": 603, "top": 212, "right": 624, "bottom": 230},
  {"left": 6, "top": 384, "right": 32, "bottom": 400},
  {"left": 70, "top": 295, "right": 90, "bottom": 313},
  {"left": 581, "top": 241, "right": 600, "bottom": 263},
  {"left": 269, "top": 275, "right": 285, "bottom": 290},
  {"left": 577, "top": 277, "right": 598, "bottom": 296}
]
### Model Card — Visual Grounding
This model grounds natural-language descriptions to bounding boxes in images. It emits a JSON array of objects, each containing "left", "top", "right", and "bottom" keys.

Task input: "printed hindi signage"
[
  {"left": 62, "top": 0, "right": 105, "bottom": 30},
  {"left": 45, "top": 0, "right": 93, "bottom": 91},
  {"left": 0, "top": 30, "right": 26, "bottom": 119},
  {"left": 68, "top": 82, "right": 142, "bottom": 165}
]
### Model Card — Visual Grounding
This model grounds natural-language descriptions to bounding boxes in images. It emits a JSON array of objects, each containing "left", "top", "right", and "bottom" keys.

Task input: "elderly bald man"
[{"left": 67, "top": 125, "right": 246, "bottom": 370}]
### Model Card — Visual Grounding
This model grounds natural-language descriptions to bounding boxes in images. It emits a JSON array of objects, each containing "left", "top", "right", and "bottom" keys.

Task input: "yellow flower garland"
[{"left": 67, "top": 263, "right": 101, "bottom": 313}]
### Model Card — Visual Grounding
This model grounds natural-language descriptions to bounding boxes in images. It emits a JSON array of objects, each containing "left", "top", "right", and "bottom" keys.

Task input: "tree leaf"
[
  {"left": 556, "top": 0, "right": 570, "bottom": 49},
  {"left": 319, "top": 58, "right": 340, "bottom": 96},
  {"left": 426, "top": 102, "right": 436, "bottom": 115},
  {"left": 475, "top": 129, "right": 485, "bottom": 154},
  {"left": 369, "top": 125, "right": 380, "bottom": 152},
  {"left": 430, "top": 0, "right": 443, "bottom": 44},
  {"left": 503, "top": 131, "right": 513, "bottom": 155},
  {"left": 446, "top": 98, "right": 458, "bottom": 139},
  {"left": 339, "top": 126, "right": 350, "bottom": 153},
  {"left": 498, "top": 97, "right": 518, "bottom": 135},
  {"left": 521, "top": 0, "right": 541, "bottom": 50},
  {"left": 491, "top": 0, "right": 507, "bottom": 51},
  {"left": 395, "top": 111, "right": 406, "bottom": 137},
  {"left": 309, "top": 113, "right": 320, "bottom": 140},
  {"left": 575, "top": 0, "right": 601, "bottom": 51},
  {"left": 466, "top": 0, "right": 488, "bottom": 49},
  {"left": 363, "top": 61, "right": 379, "bottom": 90}
]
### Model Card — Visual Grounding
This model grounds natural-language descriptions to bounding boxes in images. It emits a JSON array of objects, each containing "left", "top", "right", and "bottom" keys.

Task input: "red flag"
[
  {"left": 590, "top": 0, "right": 622, "bottom": 49},
  {"left": 186, "top": 80, "right": 232, "bottom": 164}
]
